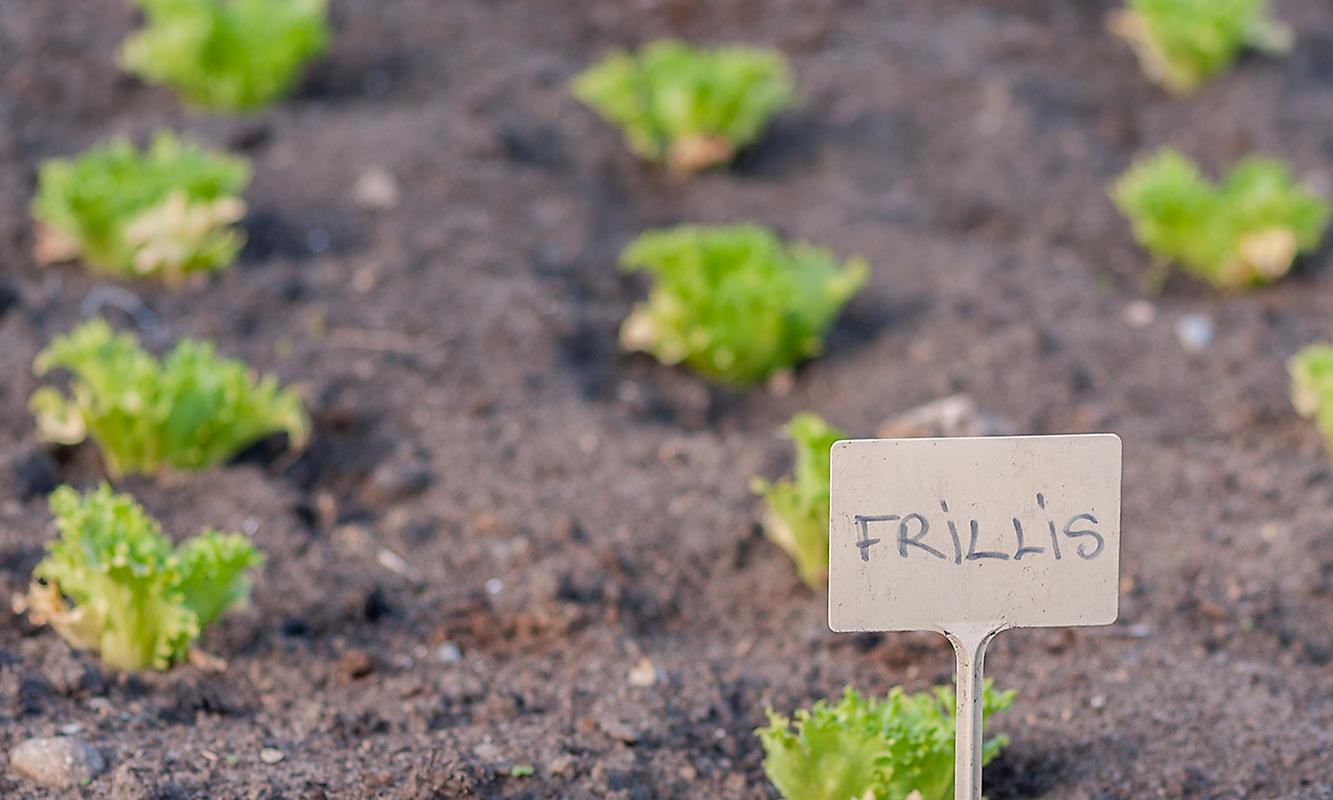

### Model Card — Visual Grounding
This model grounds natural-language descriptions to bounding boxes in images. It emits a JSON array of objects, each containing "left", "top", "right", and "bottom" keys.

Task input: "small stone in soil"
[
  {"left": 1122, "top": 300, "right": 1156, "bottom": 328},
  {"left": 336, "top": 649, "right": 374, "bottom": 681},
  {"left": 877, "top": 394, "right": 1015, "bottom": 439},
  {"left": 364, "top": 456, "right": 431, "bottom": 505},
  {"left": 627, "top": 657, "right": 658, "bottom": 688},
  {"left": 9, "top": 736, "right": 106, "bottom": 788},
  {"left": 259, "top": 748, "right": 285, "bottom": 765},
  {"left": 599, "top": 719, "right": 640, "bottom": 744},
  {"left": 352, "top": 167, "right": 400, "bottom": 211},
  {"left": 547, "top": 754, "right": 575, "bottom": 777},
  {"left": 1175, "top": 313, "right": 1213, "bottom": 353}
]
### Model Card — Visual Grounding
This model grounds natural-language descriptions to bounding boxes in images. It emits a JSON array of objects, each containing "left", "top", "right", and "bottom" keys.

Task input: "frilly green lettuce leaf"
[
  {"left": 31, "top": 317, "right": 308, "bottom": 476},
  {"left": 17, "top": 485, "right": 261, "bottom": 671},
  {"left": 751, "top": 413, "right": 846, "bottom": 588},
  {"left": 619, "top": 224, "right": 868, "bottom": 384},
  {"left": 758, "top": 684, "right": 1015, "bottom": 800},
  {"left": 31, "top": 132, "right": 250, "bottom": 281},
  {"left": 573, "top": 40, "right": 794, "bottom": 171},
  {"left": 1111, "top": 149, "right": 1329, "bottom": 288},
  {"left": 1109, "top": 0, "right": 1290, "bottom": 93},
  {"left": 119, "top": 0, "right": 330, "bottom": 111}
]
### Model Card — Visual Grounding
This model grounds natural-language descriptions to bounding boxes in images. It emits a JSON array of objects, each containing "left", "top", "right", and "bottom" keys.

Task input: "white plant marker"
[{"left": 829, "top": 434, "right": 1121, "bottom": 800}]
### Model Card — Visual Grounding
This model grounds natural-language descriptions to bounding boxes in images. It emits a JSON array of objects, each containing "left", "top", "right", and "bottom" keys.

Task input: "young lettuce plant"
[
  {"left": 119, "top": 0, "right": 330, "bottom": 111},
  {"left": 751, "top": 413, "right": 845, "bottom": 588},
  {"left": 1108, "top": 0, "right": 1292, "bottom": 93},
  {"left": 1289, "top": 343, "right": 1333, "bottom": 455},
  {"left": 14, "top": 484, "right": 262, "bottom": 672},
  {"left": 1111, "top": 149, "right": 1330, "bottom": 289},
  {"left": 30, "top": 317, "right": 309, "bottom": 477},
  {"left": 572, "top": 40, "right": 794, "bottom": 172},
  {"left": 758, "top": 684, "right": 1015, "bottom": 800},
  {"left": 31, "top": 132, "right": 251, "bottom": 283},
  {"left": 619, "top": 224, "right": 868, "bottom": 385}
]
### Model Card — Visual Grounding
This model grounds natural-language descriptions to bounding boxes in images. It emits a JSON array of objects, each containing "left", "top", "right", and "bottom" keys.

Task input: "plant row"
[{"left": 14, "top": 0, "right": 1333, "bottom": 796}]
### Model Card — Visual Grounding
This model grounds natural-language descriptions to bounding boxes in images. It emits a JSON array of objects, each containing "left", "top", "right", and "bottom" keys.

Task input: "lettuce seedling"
[
  {"left": 751, "top": 413, "right": 845, "bottom": 588},
  {"left": 1289, "top": 343, "right": 1333, "bottom": 455},
  {"left": 572, "top": 40, "right": 794, "bottom": 172},
  {"left": 619, "top": 224, "right": 868, "bottom": 384},
  {"left": 119, "top": 0, "right": 330, "bottom": 111},
  {"left": 1111, "top": 149, "right": 1330, "bottom": 289},
  {"left": 758, "top": 683, "right": 1015, "bottom": 800},
  {"left": 31, "top": 132, "right": 250, "bottom": 282},
  {"left": 1108, "top": 0, "right": 1292, "bottom": 93},
  {"left": 30, "top": 317, "right": 309, "bottom": 476},
  {"left": 14, "top": 484, "right": 262, "bottom": 671}
]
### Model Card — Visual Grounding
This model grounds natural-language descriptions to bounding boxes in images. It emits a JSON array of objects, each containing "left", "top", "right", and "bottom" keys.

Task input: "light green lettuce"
[
  {"left": 1289, "top": 343, "right": 1333, "bottom": 455},
  {"left": 31, "top": 317, "right": 309, "bottom": 476},
  {"left": 619, "top": 224, "right": 867, "bottom": 384},
  {"left": 751, "top": 413, "right": 846, "bottom": 588},
  {"left": 1109, "top": 0, "right": 1291, "bottom": 93},
  {"left": 120, "top": 0, "right": 330, "bottom": 111},
  {"left": 31, "top": 132, "right": 250, "bottom": 282},
  {"left": 573, "top": 40, "right": 794, "bottom": 172},
  {"left": 1111, "top": 149, "right": 1329, "bottom": 288},
  {"left": 758, "top": 684, "right": 1015, "bottom": 800},
  {"left": 16, "top": 485, "right": 262, "bottom": 671}
]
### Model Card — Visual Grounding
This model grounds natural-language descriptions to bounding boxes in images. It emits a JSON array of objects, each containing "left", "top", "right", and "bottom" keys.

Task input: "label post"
[{"left": 829, "top": 434, "right": 1122, "bottom": 800}]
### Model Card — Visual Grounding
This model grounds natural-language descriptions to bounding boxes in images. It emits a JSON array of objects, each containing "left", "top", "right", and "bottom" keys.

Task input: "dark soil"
[{"left": 3, "top": 0, "right": 1333, "bottom": 797}]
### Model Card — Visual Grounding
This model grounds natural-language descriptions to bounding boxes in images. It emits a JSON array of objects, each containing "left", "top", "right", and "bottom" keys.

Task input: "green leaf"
[
  {"left": 619, "top": 224, "right": 868, "bottom": 384},
  {"left": 176, "top": 530, "right": 265, "bottom": 627},
  {"left": 17, "top": 485, "right": 261, "bottom": 671},
  {"left": 1289, "top": 343, "right": 1333, "bottom": 456},
  {"left": 31, "top": 132, "right": 250, "bottom": 281},
  {"left": 752, "top": 413, "right": 846, "bottom": 587},
  {"left": 119, "top": 0, "right": 330, "bottom": 111},
  {"left": 1110, "top": 0, "right": 1290, "bottom": 93},
  {"left": 572, "top": 40, "right": 794, "bottom": 171},
  {"left": 31, "top": 317, "right": 309, "bottom": 476},
  {"left": 1110, "top": 149, "right": 1330, "bottom": 289},
  {"left": 757, "top": 683, "right": 1015, "bottom": 800}
]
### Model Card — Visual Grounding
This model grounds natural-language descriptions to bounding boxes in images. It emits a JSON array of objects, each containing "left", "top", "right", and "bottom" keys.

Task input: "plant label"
[{"left": 827, "top": 433, "right": 1122, "bottom": 800}]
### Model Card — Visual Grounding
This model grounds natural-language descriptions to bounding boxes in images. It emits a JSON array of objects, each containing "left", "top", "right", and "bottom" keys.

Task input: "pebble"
[
  {"left": 10, "top": 736, "right": 106, "bottom": 787},
  {"left": 599, "top": 719, "right": 640, "bottom": 745},
  {"left": 436, "top": 642, "right": 463, "bottom": 664},
  {"left": 877, "top": 394, "right": 1016, "bottom": 439},
  {"left": 352, "top": 167, "right": 400, "bottom": 210},
  {"left": 365, "top": 456, "right": 431, "bottom": 505},
  {"left": 547, "top": 753, "right": 575, "bottom": 777},
  {"left": 259, "top": 748, "right": 285, "bottom": 765},
  {"left": 305, "top": 228, "right": 331, "bottom": 254},
  {"left": 627, "top": 657, "right": 658, "bottom": 688},
  {"left": 1175, "top": 313, "right": 1213, "bottom": 353},
  {"left": 336, "top": 649, "right": 374, "bottom": 681},
  {"left": 473, "top": 742, "right": 502, "bottom": 761},
  {"left": 1122, "top": 299, "right": 1156, "bottom": 328}
]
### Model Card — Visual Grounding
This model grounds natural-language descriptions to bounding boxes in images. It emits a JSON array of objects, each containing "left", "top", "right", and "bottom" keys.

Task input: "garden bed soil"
[{"left": 2, "top": 0, "right": 1332, "bottom": 797}]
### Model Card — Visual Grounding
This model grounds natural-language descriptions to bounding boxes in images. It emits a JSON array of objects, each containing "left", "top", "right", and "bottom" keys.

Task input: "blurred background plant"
[
  {"left": 119, "top": 0, "right": 330, "bottom": 111},
  {"left": 31, "top": 133, "right": 250, "bottom": 284},
  {"left": 619, "top": 224, "right": 867, "bottom": 385},
  {"left": 573, "top": 40, "right": 794, "bottom": 172}
]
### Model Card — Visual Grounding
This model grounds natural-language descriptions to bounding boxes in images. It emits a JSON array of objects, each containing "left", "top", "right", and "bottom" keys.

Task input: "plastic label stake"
[{"left": 828, "top": 434, "right": 1122, "bottom": 800}]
